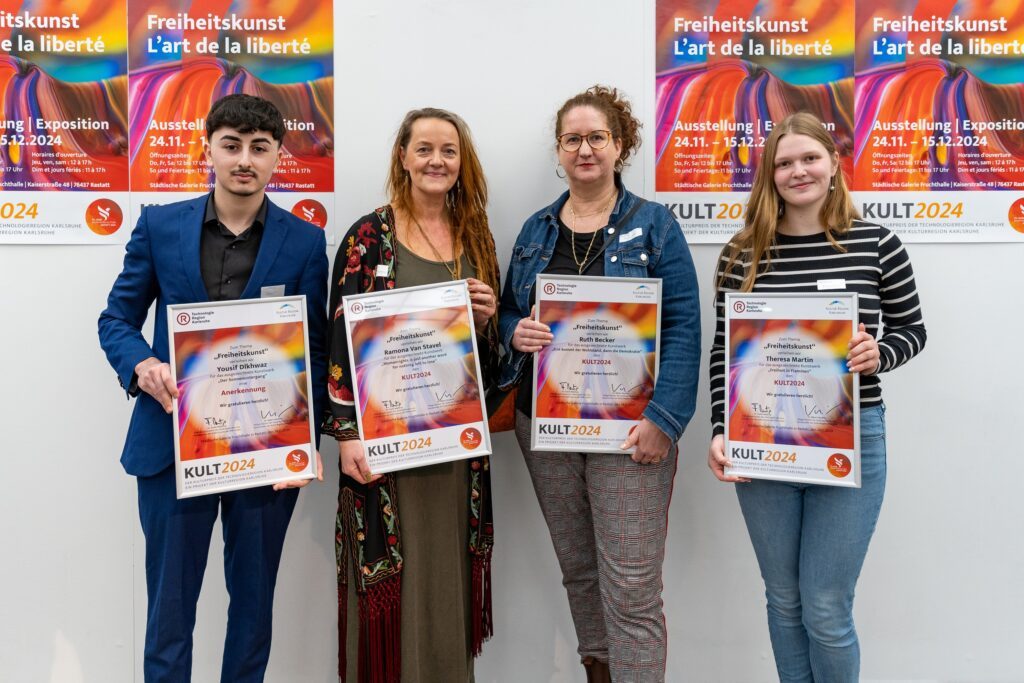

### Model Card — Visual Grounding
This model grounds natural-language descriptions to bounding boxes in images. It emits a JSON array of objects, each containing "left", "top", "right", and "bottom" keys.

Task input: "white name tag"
[
  {"left": 375, "top": 264, "right": 390, "bottom": 278},
  {"left": 618, "top": 227, "right": 643, "bottom": 244},
  {"left": 260, "top": 285, "right": 285, "bottom": 298},
  {"left": 816, "top": 279, "right": 846, "bottom": 291}
]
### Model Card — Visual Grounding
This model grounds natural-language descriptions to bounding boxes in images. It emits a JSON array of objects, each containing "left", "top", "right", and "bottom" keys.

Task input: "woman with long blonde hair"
[
  {"left": 708, "top": 112, "right": 927, "bottom": 681},
  {"left": 324, "top": 108, "right": 499, "bottom": 683}
]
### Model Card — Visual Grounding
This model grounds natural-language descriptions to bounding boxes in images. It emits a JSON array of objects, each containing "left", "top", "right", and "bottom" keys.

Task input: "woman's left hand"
[
  {"left": 847, "top": 323, "right": 880, "bottom": 375},
  {"left": 467, "top": 277, "right": 496, "bottom": 329},
  {"left": 620, "top": 418, "right": 673, "bottom": 465}
]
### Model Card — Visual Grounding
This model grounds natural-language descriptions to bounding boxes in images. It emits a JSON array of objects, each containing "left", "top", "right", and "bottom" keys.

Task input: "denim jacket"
[{"left": 497, "top": 182, "right": 701, "bottom": 442}]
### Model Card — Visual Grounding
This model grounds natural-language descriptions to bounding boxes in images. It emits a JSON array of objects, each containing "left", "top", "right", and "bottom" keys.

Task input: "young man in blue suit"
[{"left": 98, "top": 94, "right": 328, "bottom": 682}]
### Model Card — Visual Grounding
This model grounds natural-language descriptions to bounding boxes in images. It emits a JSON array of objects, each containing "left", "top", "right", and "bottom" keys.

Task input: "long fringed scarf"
[{"left": 337, "top": 457, "right": 494, "bottom": 682}]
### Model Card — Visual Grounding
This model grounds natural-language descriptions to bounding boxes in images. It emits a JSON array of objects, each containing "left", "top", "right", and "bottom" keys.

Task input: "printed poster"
[
  {"left": 0, "top": 0, "right": 129, "bottom": 243},
  {"left": 128, "top": 0, "right": 335, "bottom": 236}
]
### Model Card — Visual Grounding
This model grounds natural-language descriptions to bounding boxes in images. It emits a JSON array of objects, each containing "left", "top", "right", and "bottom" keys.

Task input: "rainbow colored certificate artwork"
[
  {"left": 725, "top": 293, "right": 861, "bottom": 487},
  {"left": 531, "top": 275, "right": 661, "bottom": 453},
  {"left": 343, "top": 281, "right": 491, "bottom": 474},
  {"left": 169, "top": 297, "right": 317, "bottom": 498}
]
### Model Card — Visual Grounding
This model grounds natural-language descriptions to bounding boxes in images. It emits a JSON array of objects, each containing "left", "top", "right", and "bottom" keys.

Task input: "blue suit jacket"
[{"left": 98, "top": 195, "right": 329, "bottom": 477}]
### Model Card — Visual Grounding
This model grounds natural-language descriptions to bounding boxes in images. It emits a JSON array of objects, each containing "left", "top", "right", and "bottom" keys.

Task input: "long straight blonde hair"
[{"left": 719, "top": 112, "right": 859, "bottom": 292}]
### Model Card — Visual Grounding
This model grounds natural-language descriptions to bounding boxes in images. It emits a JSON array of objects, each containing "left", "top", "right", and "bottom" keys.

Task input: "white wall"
[{"left": 2, "top": 1, "right": 1022, "bottom": 681}]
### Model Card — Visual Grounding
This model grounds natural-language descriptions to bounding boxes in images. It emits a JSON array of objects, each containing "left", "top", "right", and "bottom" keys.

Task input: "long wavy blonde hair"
[
  {"left": 386, "top": 108, "right": 499, "bottom": 339},
  {"left": 719, "top": 112, "right": 859, "bottom": 292}
]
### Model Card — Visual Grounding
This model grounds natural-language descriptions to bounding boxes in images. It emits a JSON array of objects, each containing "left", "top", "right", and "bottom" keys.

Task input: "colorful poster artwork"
[
  {"left": 725, "top": 293, "right": 860, "bottom": 487},
  {"left": 169, "top": 297, "right": 317, "bottom": 498},
  {"left": 654, "top": 0, "right": 1024, "bottom": 242},
  {"left": 855, "top": 0, "right": 1024, "bottom": 240},
  {"left": 343, "top": 281, "right": 491, "bottom": 474},
  {"left": 128, "top": 0, "right": 334, "bottom": 235},
  {"left": 655, "top": 0, "right": 854, "bottom": 242},
  {"left": 0, "top": 0, "right": 130, "bottom": 243},
  {"left": 532, "top": 276, "right": 661, "bottom": 453}
]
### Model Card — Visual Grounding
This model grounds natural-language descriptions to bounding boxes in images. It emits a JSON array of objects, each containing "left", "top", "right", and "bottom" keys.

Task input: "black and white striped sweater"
[{"left": 710, "top": 220, "right": 927, "bottom": 436}]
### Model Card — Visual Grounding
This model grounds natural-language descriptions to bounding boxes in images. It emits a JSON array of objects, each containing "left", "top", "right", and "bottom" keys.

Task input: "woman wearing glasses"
[{"left": 496, "top": 86, "right": 700, "bottom": 682}]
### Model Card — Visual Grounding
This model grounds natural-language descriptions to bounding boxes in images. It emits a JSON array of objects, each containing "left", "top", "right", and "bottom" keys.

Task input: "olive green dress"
[{"left": 344, "top": 244, "right": 475, "bottom": 683}]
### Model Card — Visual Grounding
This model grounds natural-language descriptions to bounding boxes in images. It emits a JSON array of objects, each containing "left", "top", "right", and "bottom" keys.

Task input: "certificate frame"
[
  {"left": 167, "top": 295, "right": 318, "bottom": 499},
  {"left": 342, "top": 279, "right": 492, "bottom": 474},
  {"left": 531, "top": 274, "right": 662, "bottom": 453},
  {"left": 724, "top": 292, "right": 861, "bottom": 487}
]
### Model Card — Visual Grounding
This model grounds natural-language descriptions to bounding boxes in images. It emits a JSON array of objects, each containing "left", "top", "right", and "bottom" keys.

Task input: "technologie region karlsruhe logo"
[
  {"left": 85, "top": 199, "right": 123, "bottom": 236},
  {"left": 176, "top": 312, "right": 191, "bottom": 326},
  {"left": 733, "top": 300, "right": 746, "bottom": 313},
  {"left": 543, "top": 282, "right": 557, "bottom": 295}
]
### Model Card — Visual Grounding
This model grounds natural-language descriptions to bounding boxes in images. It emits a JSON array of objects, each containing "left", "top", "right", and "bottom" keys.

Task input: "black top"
[
  {"left": 200, "top": 193, "right": 268, "bottom": 301},
  {"left": 517, "top": 218, "right": 607, "bottom": 415}
]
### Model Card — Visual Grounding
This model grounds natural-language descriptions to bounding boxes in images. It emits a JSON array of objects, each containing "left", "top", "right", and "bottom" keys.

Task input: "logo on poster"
[
  {"left": 733, "top": 300, "right": 746, "bottom": 313},
  {"left": 176, "top": 312, "right": 191, "bottom": 325},
  {"left": 543, "top": 283, "right": 556, "bottom": 295},
  {"left": 285, "top": 449, "right": 309, "bottom": 472},
  {"left": 291, "top": 199, "right": 327, "bottom": 228},
  {"left": 1009, "top": 197, "right": 1024, "bottom": 234},
  {"left": 85, "top": 199, "right": 123, "bottom": 235},
  {"left": 460, "top": 427, "right": 482, "bottom": 450},
  {"left": 827, "top": 453, "right": 851, "bottom": 478},
  {"left": 350, "top": 301, "right": 364, "bottom": 314}
]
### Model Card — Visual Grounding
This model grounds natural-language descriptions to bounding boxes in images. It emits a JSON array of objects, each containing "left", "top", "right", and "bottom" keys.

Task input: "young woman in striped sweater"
[{"left": 707, "top": 112, "right": 926, "bottom": 682}]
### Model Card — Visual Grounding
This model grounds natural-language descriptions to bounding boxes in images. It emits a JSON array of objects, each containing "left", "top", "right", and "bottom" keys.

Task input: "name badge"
[
  {"left": 816, "top": 278, "right": 846, "bottom": 291},
  {"left": 618, "top": 227, "right": 643, "bottom": 244},
  {"left": 261, "top": 285, "right": 285, "bottom": 298},
  {"left": 375, "top": 264, "right": 390, "bottom": 278}
]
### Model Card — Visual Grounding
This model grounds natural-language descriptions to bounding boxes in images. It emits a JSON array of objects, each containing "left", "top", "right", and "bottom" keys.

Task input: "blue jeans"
[{"left": 735, "top": 404, "right": 887, "bottom": 683}]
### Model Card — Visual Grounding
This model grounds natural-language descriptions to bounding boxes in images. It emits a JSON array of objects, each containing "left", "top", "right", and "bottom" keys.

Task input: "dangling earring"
[
  {"left": 555, "top": 164, "right": 567, "bottom": 179},
  {"left": 777, "top": 202, "right": 785, "bottom": 218},
  {"left": 446, "top": 178, "right": 461, "bottom": 209},
  {"left": 830, "top": 177, "right": 836, "bottom": 192},
  {"left": 614, "top": 158, "right": 624, "bottom": 173}
]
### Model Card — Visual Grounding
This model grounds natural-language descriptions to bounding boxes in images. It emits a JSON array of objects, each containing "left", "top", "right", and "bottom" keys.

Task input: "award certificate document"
[
  {"left": 725, "top": 293, "right": 860, "bottom": 487},
  {"left": 168, "top": 296, "right": 317, "bottom": 498},
  {"left": 531, "top": 275, "right": 661, "bottom": 452},
  {"left": 342, "top": 280, "right": 491, "bottom": 474}
]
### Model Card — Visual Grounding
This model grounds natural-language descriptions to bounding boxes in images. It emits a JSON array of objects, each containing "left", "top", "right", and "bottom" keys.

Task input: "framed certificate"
[
  {"left": 725, "top": 293, "right": 860, "bottom": 487},
  {"left": 168, "top": 296, "right": 317, "bottom": 499},
  {"left": 342, "top": 280, "right": 491, "bottom": 474},
  {"left": 531, "top": 274, "right": 661, "bottom": 452}
]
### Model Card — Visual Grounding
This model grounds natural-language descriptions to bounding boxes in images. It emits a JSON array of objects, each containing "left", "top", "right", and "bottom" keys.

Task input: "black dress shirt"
[{"left": 200, "top": 194, "right": 268, "bottom": 301}]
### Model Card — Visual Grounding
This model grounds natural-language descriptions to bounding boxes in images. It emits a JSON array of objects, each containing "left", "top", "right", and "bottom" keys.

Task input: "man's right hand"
[
  {"left": 135, "top": 357, "right": 178, "bottom": 413},
  {"left": 339, "top": 439, "right": 381, "bottom": 485}
]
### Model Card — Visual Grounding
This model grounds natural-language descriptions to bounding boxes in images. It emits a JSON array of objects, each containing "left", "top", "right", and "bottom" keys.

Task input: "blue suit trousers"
[{"left": 136, "top": 467, "right": 298, "bottom": 683}]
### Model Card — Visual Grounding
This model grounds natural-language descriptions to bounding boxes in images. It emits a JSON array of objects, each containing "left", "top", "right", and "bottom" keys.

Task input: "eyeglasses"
[{"left": 557, "top": 130, "right": 613, "bottom": 152}]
